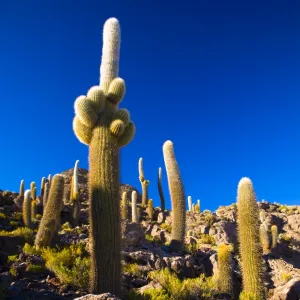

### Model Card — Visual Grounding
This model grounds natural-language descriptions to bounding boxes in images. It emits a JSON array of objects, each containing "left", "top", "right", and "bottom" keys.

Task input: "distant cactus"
[
  {"left": 121, "top": 191, "right": 128, "bottom": 220},
  {"left": 158, "top": 167, "right": 165, "bottom": 211},
  {"left": 259, "top": 224, "right": 270, "bottom": 255},
  {"left": 271, "top": 225, "right": 278, "bottom": 249},
  {"left": 35, "top": 174, "right": 64, "bottom": 249},
  {"left": 30, "top": 182, "right": 36, "bottom": 193},
  {"left": 192, "top": 203, "right": 195, "bottom": 212},
  {"left": 71, "top": 160, "right": 80, "bottom": 227},
  {"left": 237, "top": 177, "right": 265, "bottom": 300},
  {"left": 139, "top": 157, "right": 149, "bottom": 207},
  {"left": 72, "top": 17, "right": 135, "bottom": 295},
  {"left": 43, "top": 182, "right": 50, "bottom": 208},
  {"left": 47, "top": 174, "right": 52, "bottom": 187},
  {"left": 163, "top": 140, "right": 186, "bottom": 251},
  {"left": 217, "top": 244, "right": 233, "bottom": 295},
  {"left": 259, "top": 210, "right": 266, "bottom": 223},
  {"left": 188, "top": 196, "right": 192, "bottom": 211},
  {"left": 31, "top": 200, "right": 37, "bottom": 220},
  {"left": 194, "top": 203, "right": 200, "bottom": 213},
  {"left": 147, "top": 199, "right": 153, "bottom": 221},
  {"left": 19, "top": 180, "right": 24, "bottom": 197},
  {"left": 40, "top": 177, "right": 46, "bottom": 205},
  {"left": 131, "top": 191, "right": 137, "bottom": 223},
  {"left": 23, "top": 190, "right": 32, "bottom": 229},
  {"left": 197, "top": 199, "right": 201, "bottom": 212}
]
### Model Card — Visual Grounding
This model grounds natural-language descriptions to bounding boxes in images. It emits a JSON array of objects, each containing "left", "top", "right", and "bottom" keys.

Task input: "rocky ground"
[{"left": 0, "top": 168, "right": 299, "bottom": 299}]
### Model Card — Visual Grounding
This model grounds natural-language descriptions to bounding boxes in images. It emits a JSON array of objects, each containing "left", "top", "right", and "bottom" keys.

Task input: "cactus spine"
[
  {"left": 163, "top": 140, "right": 186, "bottom": 251},
  {"left": 271, "top": 225, "right": 278, "bottom": 249},
  {"left": 72, "top": 18, "right": 135, "bottom": 295},
  {"left": 131, "top": 191, "right": 137, "bottom": 223},
  {"left": 217, "top": 244, "right": 233, "bottom": 295},
  {"left": 188, "top": 196, "right": 192, "bottom": 211},
  {"left": 19, "top": 180, "right": 24, "bottom": 197},
  {"left": 237, "top": 177, "right": 265, "bottom": 300},
  {"left": 23, "top": 190, "right": 32, "bottom": 229},
  {"left": 158, "top": 167, "right": 165, "bottom": 211},
  {"left": 147, "top": 199, "right": 153, "bottom": 221},
  {"left": 121, "top": 191, "right": 127, "bottom": 220},
  {"left": 35, "top": 174, "right": 65, "bottom": 249},
  {"left": 139, "top": 157, "right": 149, "bottom": 207}
]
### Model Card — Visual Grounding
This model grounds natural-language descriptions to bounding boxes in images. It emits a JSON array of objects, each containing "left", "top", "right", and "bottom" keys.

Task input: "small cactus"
[
  {"left": 131, "top": 191, "right": 137, "bottom": 223},
  {"left": 121, "top": 191, "right": 127, "bottom": 220},
  {"left": 217, "top": 244, "right": 233, "bottom": 295},
  {"left": 147, "top": 199, "right": 153, "bottom": 221},
  {"left": 139, "top": 157, "right": 149, "bottom": 207},
  {"left": 188, "top": 196, "right": 192, "bottom": 211},
  {"left": 163, "top": 140, "right": 186, "bottom": 251},
  {"left": 23, "top": 190, "right": 32, "bottom": 229},
  {"left": 260, "top": 224, "right": 271, "bottom": 255},
  {"left": 194, "top": 203, "right": 200, "bottom": 213},
  {"left": 19, "top": 180, "right": 24, "bottom": 197},
  {"left": 271, "top": 225, "right": 278, "bottom": 249},
  {"left": 35, "top": 174, "right": 65, "bottom": 249},
  {"left": 157, "top": 167, "right": 165, "bottom": 211},
  {"left": 237, "top": 177, "right": 265, "bottom": 300}
]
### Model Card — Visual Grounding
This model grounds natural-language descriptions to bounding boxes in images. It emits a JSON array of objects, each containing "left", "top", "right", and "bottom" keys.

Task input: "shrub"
[
  {"left": 0, "top": 213, "right": 6, "bottom": 220},
  {"left": 280, "top": 273, "right": 292, "bottom": 284},
  {"left": 123, "top": 263, "right": 143, "bottom": 277},
  {"left": 0, "top": 227, "right": 34, "bottom": 242},
  {"left": 26, "top": 264, "right": 46, "bottom": 273},
  {"left": 199, "top": 234, "right": 215, "bottom": 245},
  {"left": 160, "top": 223, "right": 172, "bottom": 233},
  {"left": 23, "top": 243, "right": 41, "bottom": 256},
  {"left": 8, "top": 255, "right": 18, "bottom": 263}
]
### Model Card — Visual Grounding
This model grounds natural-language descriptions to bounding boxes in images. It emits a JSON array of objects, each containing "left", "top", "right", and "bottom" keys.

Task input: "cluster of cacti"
[
  {"left": 35, "top": 174, "right": 65, "bottom": 249},
  {"left": 163, "top": 140, "right": 186, "bottom": 251},
  {"left": 216, "top": 244, "right": 233, "bottom": 295},
  {"left": 139, "top": 157, "right": 150, "bottom": 207},
  {"left": 236, "top": 177, "right": 265, "bottom": 300},
  {"left": 187, "top": 196, "right": 201, "bottom": 213},
  {"left": 72, "top": 17, "right": 135, "bottom": 295},
  {"left": 69, "top": 160, "right": 80, "bottom": 227}
]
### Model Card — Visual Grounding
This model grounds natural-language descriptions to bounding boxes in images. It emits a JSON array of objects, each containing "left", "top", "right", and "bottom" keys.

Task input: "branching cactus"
[
  {"left": 23, "top": 190, "right": 32, "bottom": 228},
  {"left": 139, "top": 157, "right": 149, "bottom": 207},
  {"left": 121, "top": 191, "right": 128, "bottom": 220},
  {"left": 217, "top": 244, "right": 233, "bottom": 296},
  {"left": 131, "top": 191, "right": 137, "bottom": 223},
  {"left": 72, "top": 160, "right": 80, "bottom": 227},
  {"left": 237, "top": 177, "right": 265, "bottom": 300},
  {"left": 163, "top": 140, "right": 186, "bottom": 252},
  {"left": 20, "top": 180, "right": 24, "bottom": 197},
  {"left": 35, "top": 174, "right": 65, "bottom": 249},
  {"left": 271, "top": 225, "right": 278, "bottom": 249},
  {"left": 147, "top": 199, "right": 153, "bottom": 221},
  {"left": 158, "top": 167, "right": 165, "bottom": 211},
  {"left": 72, "top": 18, "right": 135, "bottom": 295},
  {"left": 188, "top": 196, "right": 192, "bottom": 211},
  {"left": 43, "top": 182, "right": 50, "bottom": 208}
]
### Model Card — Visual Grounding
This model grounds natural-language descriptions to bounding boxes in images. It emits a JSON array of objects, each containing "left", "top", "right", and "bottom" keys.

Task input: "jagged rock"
[
  {"left": 287, "top": 215, "right": 300, "bottom": 233},
  {"left": 270, "top": 278, "right": 300, "bottom": 300},
  {"left": 216, "top": 205, "right": 237, "bottom": 222},
  {"left": 74, "top": 293, "right": 121, "bottom": 300},
  {"left": 209, "top": 221, "right": 237, "bottom": 245},
  {"left": 121, "top": 221, "right": 146, "bottom": 249}
]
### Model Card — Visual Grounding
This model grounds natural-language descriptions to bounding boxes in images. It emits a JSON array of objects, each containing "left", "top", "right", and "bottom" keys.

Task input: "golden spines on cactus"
[
  {"left": 158, "top": 167, "right": 165, "bottom": 211},
  {"left": 20, "top": 180, "right": 24, "bottom": 197},
  {"left": 72, "top": 18, "right": 135, "bottom": 296},
  {"left": 237, "top": 177, "right": 265, "bottom": 300},
  {"left": 35, "top": 174, "right": 65, "bottom": 249},
  {"left": 147, "top": 199, "right": 153, "bottom": 221},
  {"left": 163, "top": 140, "right": 186, "bottom": 252},
  {"left": 260, "top": 224, "right": 270, "bottom": 255},
  {"left": 121, "top": 191, "right": 128, "bottom": 220},
  {"left": 138, "top": 157, "right": 150, "bottom": 207},
  {"left": 216, "top": 244, "right": 233, "bottom": 295},
  {"left": 23, "top": 190, "right": 32, "bottom": 229},
  {"left": 271, "top": 225, "right": 278, "bottom": 249}
]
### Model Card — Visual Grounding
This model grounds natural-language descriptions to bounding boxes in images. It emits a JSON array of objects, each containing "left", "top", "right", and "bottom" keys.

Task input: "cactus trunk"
[{"left": 89, "top": 127, "right": 120, "bottom": 295}]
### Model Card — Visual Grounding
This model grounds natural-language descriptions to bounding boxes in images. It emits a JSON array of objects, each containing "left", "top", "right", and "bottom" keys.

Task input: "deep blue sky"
[{"left": 0, "top": 1, "right": 299, "bottom": 211}]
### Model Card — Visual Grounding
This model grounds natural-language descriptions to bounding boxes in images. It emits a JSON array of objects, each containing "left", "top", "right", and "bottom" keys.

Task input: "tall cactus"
[
  {"left": 163, "top": 140, "right": 186, "bottom": 251},
  {"left": 71, "top": 160, "right": 80, "bottom": 227},
  {"left": 131, "top": 191, "right": 137, "bottom": 223},
  {"left": 72, "top": 18, "right": 135, "bottom": 295},
  {"left": 237, "top": 177, "right": 265, "bottom": 300},
  {"left": 139, "top": 157, "right": 149, "bottom": 207},
  {"left": 188, "top": 196, "right": 192, "bottom": 211},
  {"left": 40, "top": 177, "right": 46, "bottom": 205},
  {"left": 157, "top": 167, "right": 165, "bottom": 211},
  {"left": 19, "top": 180, "right": 24, "bottom": 197},
  {"left": 35, "top": 174, "right": 65, "bottom": 249},
  {"left": 43, "top": 182, "right": 50, "bottom": 208},
  {"left": 23, "top": 190, "right": 32, "bottom": 229}
]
